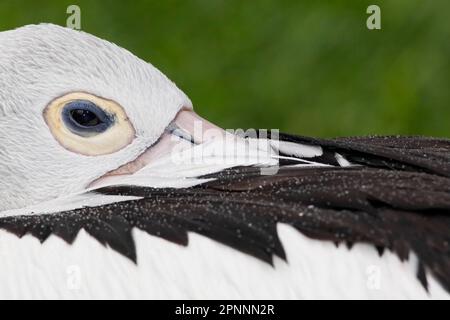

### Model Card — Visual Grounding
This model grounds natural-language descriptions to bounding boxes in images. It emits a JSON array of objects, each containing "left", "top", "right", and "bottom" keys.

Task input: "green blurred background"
[{"left": 1, "top": 0, "right": 449, "bottom": 137}]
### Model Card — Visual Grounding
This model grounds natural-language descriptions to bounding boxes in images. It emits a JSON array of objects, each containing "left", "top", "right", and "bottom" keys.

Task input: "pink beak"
[{"left": 89, "top": 108, "right": 226, "bottom": 188}]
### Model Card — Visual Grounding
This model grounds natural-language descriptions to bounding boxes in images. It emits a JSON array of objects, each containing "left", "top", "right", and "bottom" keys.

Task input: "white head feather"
[{"left": 0, "top": 24, "right": 192, "bottom": 211}]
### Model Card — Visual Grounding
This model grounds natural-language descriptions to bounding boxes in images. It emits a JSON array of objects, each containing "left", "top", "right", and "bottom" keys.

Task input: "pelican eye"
[
  {"left": 44, "top": 92, "right": 136, "bottom": 156},
  {"left": 62, "top": 100, "right": 114, "bottom": 137}
]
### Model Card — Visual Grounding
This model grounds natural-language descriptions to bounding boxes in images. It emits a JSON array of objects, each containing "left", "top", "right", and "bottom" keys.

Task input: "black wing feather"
[
  {"left": 1, "top": 134, "right": 449, "bottom": 292},
  {"left": 273, "top": 133, "right": 450, "bottom": 177}
]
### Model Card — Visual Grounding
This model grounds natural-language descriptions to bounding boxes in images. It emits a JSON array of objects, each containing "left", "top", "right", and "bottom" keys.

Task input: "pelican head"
[{"left": 0, "top": 23, "right": 219, "bottom": 211}]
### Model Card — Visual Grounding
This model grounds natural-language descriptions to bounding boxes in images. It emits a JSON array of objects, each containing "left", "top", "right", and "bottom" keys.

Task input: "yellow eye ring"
[{"left": 44, "top": 92, "right": 136, "bottom": 156}]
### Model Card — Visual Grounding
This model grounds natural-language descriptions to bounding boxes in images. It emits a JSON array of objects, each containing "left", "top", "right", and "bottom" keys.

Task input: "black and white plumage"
[{"left": 0, "top": 24, "right": 449, "bottom": 299}]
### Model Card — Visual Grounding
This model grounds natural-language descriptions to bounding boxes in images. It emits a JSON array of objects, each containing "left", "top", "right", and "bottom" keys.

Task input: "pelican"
[{"left": 0, "top": 24, "right": 449, "bottom": 299}]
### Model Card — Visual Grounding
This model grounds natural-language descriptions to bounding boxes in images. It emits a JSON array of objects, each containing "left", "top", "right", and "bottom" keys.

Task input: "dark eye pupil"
[
  {"left": 62, "top": 100, "right": 113, "bottom": 136},
  {"left": 70, "top": 109, "right": 101, "bottom": 127}
]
